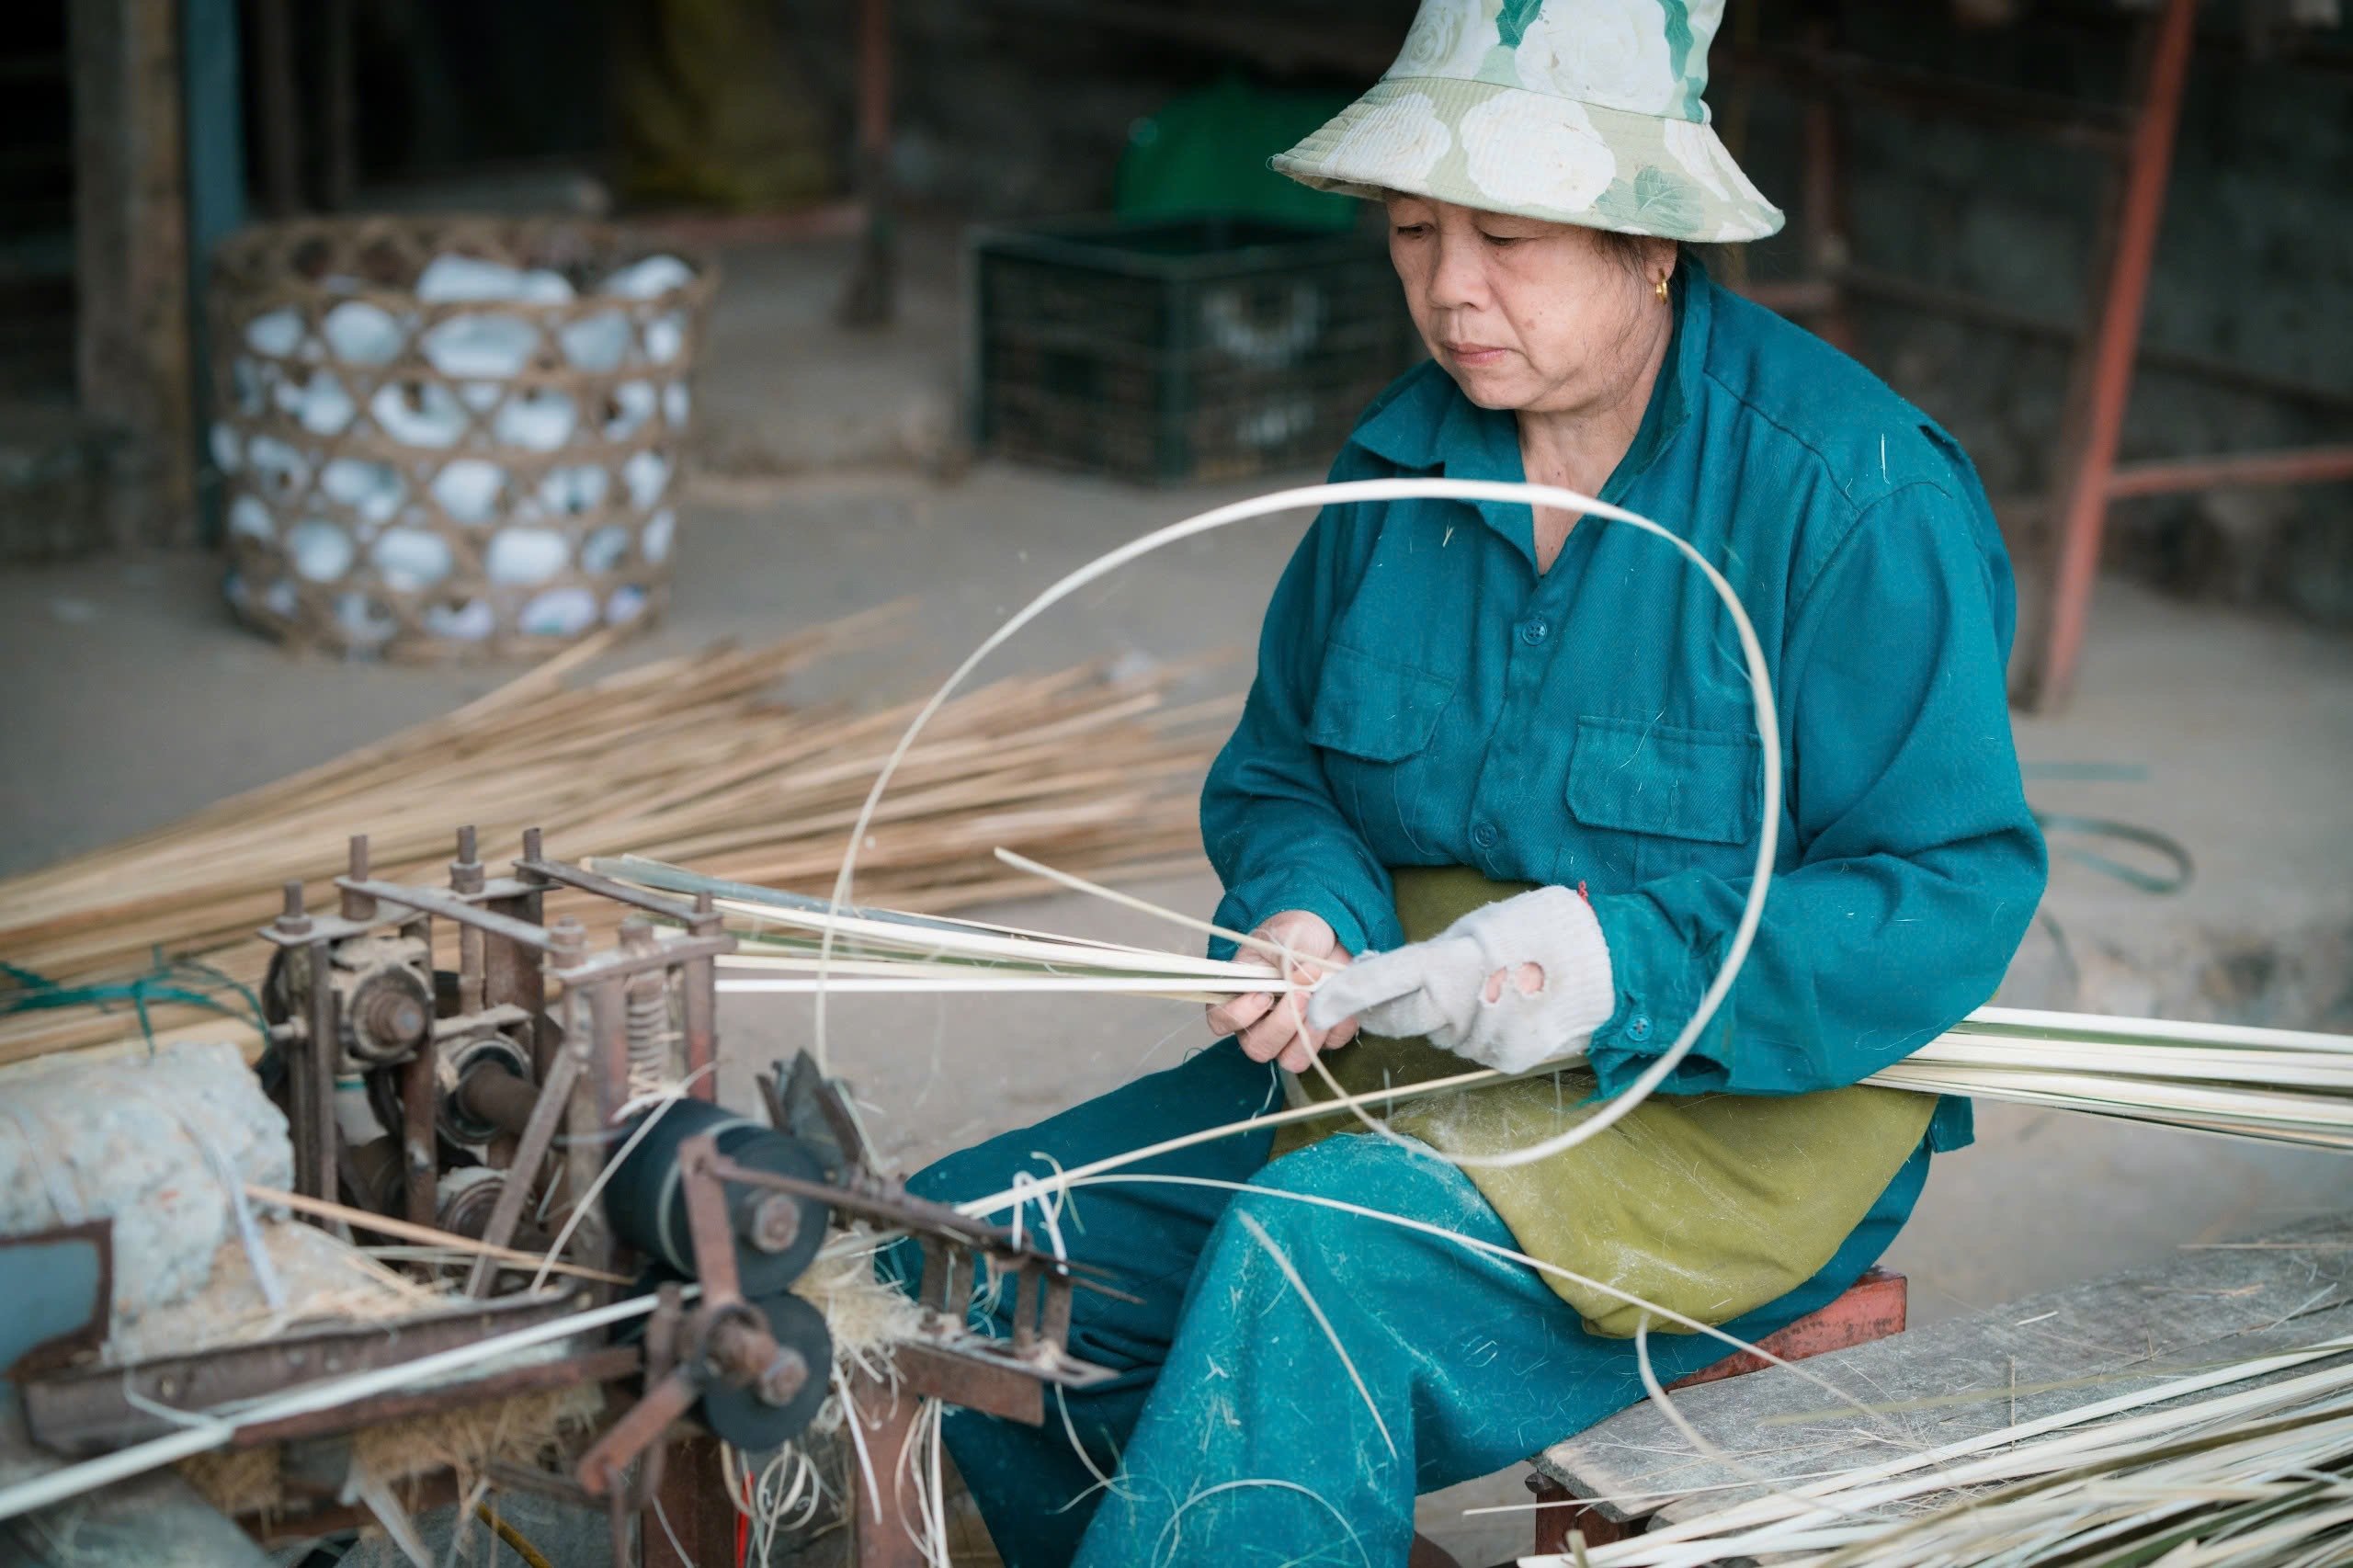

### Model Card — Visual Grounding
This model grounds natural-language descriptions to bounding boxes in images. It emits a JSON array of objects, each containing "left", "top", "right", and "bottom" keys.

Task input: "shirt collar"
[{"left": 1347, "top": 258, "right": 1713, "bottom": 558}]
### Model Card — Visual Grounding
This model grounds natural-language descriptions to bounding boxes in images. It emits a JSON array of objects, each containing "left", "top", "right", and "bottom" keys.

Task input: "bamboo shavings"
[
  {"left": 0, "top": 609, "right": 1229, "bottom": 1065},
  {"left": 1560, "top": 1336, "right": 2353, "bottom": 1568}
]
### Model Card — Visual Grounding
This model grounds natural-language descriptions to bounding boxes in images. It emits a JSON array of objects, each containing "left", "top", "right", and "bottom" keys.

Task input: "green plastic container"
[{"left": 971, "top": 213, "right": 1416, "bottom": 485}]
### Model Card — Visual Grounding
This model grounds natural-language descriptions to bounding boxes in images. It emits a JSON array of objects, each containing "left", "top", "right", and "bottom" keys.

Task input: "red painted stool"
[{"left": 1526, "top": 1267, "right": 1908, "bottom": 1555}]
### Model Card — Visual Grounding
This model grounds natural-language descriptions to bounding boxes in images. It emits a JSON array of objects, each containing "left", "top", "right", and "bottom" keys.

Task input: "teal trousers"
[{"left": 888, "top": 1041, "right": 1926, "bottom": 1568}]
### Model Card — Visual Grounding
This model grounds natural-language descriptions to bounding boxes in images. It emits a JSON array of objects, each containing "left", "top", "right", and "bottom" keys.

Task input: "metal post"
[
  {"left": 2016, "top": 0, "right": 2200, "bottom": 711},
  {"left": 836, "top": 0, "right": 895, "bottom": 326},
  {"left": 1799, "top": 13, "right": 1856, "bottom": 353},
  {"left": 680, "top": 893, "right": 719, "bottom": 1102},
  {"left": 250, "top": 0, "right": 302, "bottom": 216}
]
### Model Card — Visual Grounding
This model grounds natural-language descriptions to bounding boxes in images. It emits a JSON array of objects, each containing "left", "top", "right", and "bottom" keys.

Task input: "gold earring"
[{"left": 1654, "top": 273, "right": 1671, "bottom": 304}]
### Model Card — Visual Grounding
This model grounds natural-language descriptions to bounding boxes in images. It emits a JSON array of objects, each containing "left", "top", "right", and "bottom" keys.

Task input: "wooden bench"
[
  {"left": 1526, "top": 1267, "right": 1909, "bottom": 1555},
  {"left": 1523, "top": 1221, "right": 2353, "bottom": 1559}
]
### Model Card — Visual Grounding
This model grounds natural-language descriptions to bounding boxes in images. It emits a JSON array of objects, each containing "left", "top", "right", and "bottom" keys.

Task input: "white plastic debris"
[
  {"left": 430, "top": 459, "right": 506, "bottom": 524},
  {"left": 421, "top": 312, "right": 542, "bottom": 379},
  {"left": 642, "top": 508, "right": 676, "bottom": 562},
  {"left": 370, "top": 381, "right": 468, "bottom": 448},
  {"left": 581, "top": 524, "right": 632, "bottom": 574},
  {"left": 245, "top": 434, "right": 311, "bottom": 497},
  {"left": 335, "top": 593, "right": 397, "bottom": 646},
  {"left": 415, "top": 255, "right": 574, "bottom": 304},
  {"left": 322, "top": 300, "right": 407, "bottom": 366},
  {"left": 292, "top": 371, "right": 356, "bottom": 437},
  {"left": 485, "top": 526, "right": 569, "bottom": 585},
  {"left": 561, "top": 311, "right": 631, "bottom": 372},
  {"left": 538, "top": 465, "right": 608, "bottom": 517},
  {"left": 371, "top": 528, "right": 454, "bottom": 589},
  {"left": 494, "top": 390, "right": 577, "bottom": 450},
  {"left": 285, "top": 517, "right": 356, "bottom": 582},
  {"left": 608, "top": 584, "right": 649, "bottom": 624},
  {"left": 520, "top": 585, "right": 600, "bottom": 637},
  {"left": 227, "top": 495, "right": 275, "bottom": 541},
  {"left": 230, "top": 358, "right": 267, "bottom": 415},
  {"left": 604, "top": 381, "right": 659, "bottom": 440},
  {"left": 600, "top": 255, "right": 694, "bottom": 300},
  {"left": 424, "top": 599, "right": 497, "bottom": 642},
  {"left": 622, "top": 449, "right": 671, "bottom": 508},
  {"left": 644, "top": 312, "right": 687, "bottom": 364},
  {"left": 244, "top": 307, "right": 305, "bottom": 358},
  {"left": 319, "top": 458, "right": 405, "bottom": 524}
]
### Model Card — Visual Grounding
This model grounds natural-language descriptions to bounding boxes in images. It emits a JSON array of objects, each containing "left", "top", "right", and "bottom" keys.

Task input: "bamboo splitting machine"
[{"left": 10, "top": 824, "right": 1120, "bottom": 1563}]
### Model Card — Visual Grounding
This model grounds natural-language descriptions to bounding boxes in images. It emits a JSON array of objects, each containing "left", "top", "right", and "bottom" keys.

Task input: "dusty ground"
[{"left": 4, "top": 230, "right": 2349, "bottom": 1565}]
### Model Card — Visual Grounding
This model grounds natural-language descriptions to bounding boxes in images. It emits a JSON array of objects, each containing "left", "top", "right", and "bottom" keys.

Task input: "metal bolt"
[
  {"left": 745, "top": 1193, "right": 802, "bottom": 1255},
  {"left": 755, "top": 1347, "right": 809, "bottom": 1408},
  {"left": 277, "top": 881, "right": 313, "bottom": 936}
]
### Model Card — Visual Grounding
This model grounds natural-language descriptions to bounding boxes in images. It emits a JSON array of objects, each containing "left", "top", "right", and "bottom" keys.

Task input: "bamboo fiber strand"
[{"left": 0, "top": 609, "right": 1230, "bottom": 1065}]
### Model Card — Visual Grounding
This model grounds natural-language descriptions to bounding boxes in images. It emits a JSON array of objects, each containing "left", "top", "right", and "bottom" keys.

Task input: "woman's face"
[{"left": 1384, "top": 194, "right": 1671, "bottom": 417}]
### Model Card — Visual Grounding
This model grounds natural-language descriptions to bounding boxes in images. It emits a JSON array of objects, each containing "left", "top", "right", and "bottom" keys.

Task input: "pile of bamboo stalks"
[
  {"left": 0, "top": 611, "right": 1230, "bottom": 1065},
  {"left": 1574, "top": 1335, "right": 2353, "bottom": 1567}
]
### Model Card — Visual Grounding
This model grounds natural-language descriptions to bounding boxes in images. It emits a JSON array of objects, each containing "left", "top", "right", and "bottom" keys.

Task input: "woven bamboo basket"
[{"left": 208, "top": 216, "right": 716, "bottom": 658}]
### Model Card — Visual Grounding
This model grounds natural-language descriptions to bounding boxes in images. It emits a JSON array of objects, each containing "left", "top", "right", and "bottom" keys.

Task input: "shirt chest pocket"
[
  {"left": 1307, "top": 643, "right": 1454, "bottom": 852},
  {"left": 1563, "top": 715, "right": 1764, "bottom": 886}
]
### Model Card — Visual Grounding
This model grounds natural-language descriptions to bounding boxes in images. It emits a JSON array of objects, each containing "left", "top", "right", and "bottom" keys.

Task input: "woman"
[{"left": 900, "top": 4, "right": 2045, "bottom": 1563}]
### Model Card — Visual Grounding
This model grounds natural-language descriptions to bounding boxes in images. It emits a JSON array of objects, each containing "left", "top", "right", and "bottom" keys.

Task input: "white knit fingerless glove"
[{"left": 1304, "top": 886, "right": 1616, "bottom": 1074}]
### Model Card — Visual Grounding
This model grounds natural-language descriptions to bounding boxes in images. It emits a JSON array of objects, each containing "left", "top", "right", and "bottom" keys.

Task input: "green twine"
[
  {"left": 2021, "top": 761, "right": 2193, "bottom": 896},
  {"left": 1, "top": 951, "right": 272, "bottom": 1053}
]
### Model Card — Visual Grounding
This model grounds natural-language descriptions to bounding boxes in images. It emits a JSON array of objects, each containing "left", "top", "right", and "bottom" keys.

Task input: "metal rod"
[
  {"left": 681, "top": 894, "right": 718, "bottom": 1103},
  {"left": 2106, "top": 443, "right": 2353, "bottom": 498},
  {"left": 463, "top": 1048, "right": 581, "bottom": 1296},
  {"left": 586, "top": 979, "right": 631, "bottom": 1131},
  {"left": 340, "top": 836, "right": 375, "bottom": 923},
  {"left": 401, "top": 1042, "right": 437, "bottom": 1228},
  {"left": 2019, "top": 0, "right": 2200, "bottom": 712},
  {"left": 518, "top": 857, "right": 702, "bottom": 923},
  {"left": 336, "top": 879, "right": 557, "bottom": 950},
  {"left": 303, "top": 939, "right": 339, "bottom": 1205}
]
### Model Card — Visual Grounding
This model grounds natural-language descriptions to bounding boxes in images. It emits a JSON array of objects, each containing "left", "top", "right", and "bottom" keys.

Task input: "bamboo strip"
[{"left": 0, "top": 614, "right": 1230, "bottom": 1066}]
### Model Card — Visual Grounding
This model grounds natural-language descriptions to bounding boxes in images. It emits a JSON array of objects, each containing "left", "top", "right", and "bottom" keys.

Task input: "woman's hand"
[
  {"left": 1304, "top": 886, "right": 1614, "bottom": 1074},
  {"left": 1205, "top": 910, "right": 1358, "bottom": 1074}
]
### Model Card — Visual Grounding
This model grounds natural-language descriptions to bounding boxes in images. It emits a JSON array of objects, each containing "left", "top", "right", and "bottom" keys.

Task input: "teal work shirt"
[{"left": 1200, "top": 261, "right": 2048, "bottom": 1151}]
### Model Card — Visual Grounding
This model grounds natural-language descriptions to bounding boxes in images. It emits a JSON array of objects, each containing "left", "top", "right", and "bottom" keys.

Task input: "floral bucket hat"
[{"left": 1271, "top": 0, "right": 1783, "bottom": 244}]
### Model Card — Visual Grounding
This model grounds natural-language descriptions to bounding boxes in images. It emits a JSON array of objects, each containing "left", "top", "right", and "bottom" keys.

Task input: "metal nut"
[
  {"left": 744, "top": 1193, "right": 802, "bottom": 1256},
  {"left": 755, "top": 1347, "right": 809, "bottom": 1409}
]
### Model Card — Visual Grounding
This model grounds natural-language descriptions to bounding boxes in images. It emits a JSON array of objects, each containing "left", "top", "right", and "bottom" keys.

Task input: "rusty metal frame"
[
  {"left": 2017, "top": 0, "right": 2204, "bottom": 711},
  {"left": 23, "top": 1291, "right": 588, "bottom": 1454}
]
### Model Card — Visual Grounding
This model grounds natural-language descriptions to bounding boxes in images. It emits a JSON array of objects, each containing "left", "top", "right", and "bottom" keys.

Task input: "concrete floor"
[{"left": 5, "top": 232, "right": 2350, "bottom": 1563}]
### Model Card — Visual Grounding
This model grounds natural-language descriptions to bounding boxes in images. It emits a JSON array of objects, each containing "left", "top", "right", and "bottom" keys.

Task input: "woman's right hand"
[{"left": 1205, "top": 910, "right": 1358, "bottom": 1074}]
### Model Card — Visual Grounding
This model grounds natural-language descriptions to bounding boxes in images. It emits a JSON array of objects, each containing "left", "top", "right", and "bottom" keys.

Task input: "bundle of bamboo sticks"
[
  {"left": 1573, "top": 1335, "right": 2353, "bottom": 1567},
  {"left": 677, "top": 857, "right": 2353, "bottom": 1156},
  {"left": 0, "top": 612, "right": 1230, "bottom": 1065}
]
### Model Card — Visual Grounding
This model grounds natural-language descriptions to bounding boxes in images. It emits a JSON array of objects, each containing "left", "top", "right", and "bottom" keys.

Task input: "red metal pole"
[
  {"left": 2019, "top": 0, "right": 2200, "bottom": 711},
  {"left": 2106, "top": 443, "right": 2353, "bottom": 499},
  {"left": 837, "top": 0, "right": 897, "bottom": 326}
]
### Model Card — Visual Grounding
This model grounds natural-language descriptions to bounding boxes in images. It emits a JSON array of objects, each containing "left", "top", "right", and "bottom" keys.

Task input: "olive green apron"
[{"left": 1275, "top": 866, "right": 1933, "bottom": 1336}]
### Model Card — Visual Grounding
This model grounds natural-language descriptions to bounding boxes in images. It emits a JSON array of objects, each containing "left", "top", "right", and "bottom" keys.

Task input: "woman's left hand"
[
  {"left": 1205, "top": 910, "right": 1358, "bottom": 1074},
  {"left": 1306, "top": 886, "right": 1615, "bottom": 1074}
]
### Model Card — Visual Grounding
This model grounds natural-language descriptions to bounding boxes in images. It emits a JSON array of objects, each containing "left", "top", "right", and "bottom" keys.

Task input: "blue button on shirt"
[{"left": 1199, "top": 261, "right": 2047, "bottom": 1153}]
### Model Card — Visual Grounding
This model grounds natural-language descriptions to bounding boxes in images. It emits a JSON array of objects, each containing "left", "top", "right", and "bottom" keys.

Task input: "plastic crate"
[{"left": 971, "top": 214, "right": 1416, "bottom": 484}]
